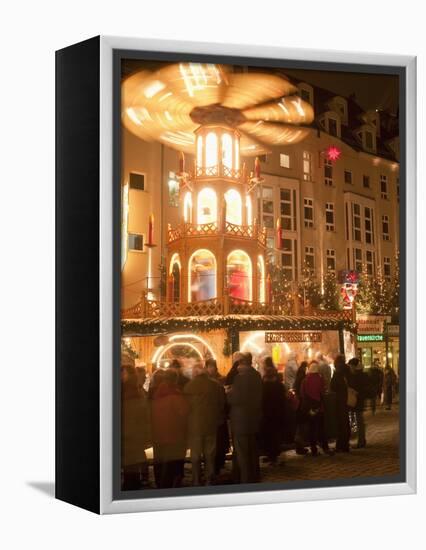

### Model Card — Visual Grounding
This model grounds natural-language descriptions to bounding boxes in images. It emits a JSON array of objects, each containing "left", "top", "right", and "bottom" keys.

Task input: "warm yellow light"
[
  {"left": 225, "top": 189, "right": 242, "bottom": 225},
  {"left": 121, "top": 183, "right": 129, "bottom": 270},
  {"left": 197, "top": 187, "right": 217, "bottom": 224},
  {"left": 227, "top": 249, "right": 252, "bottom": 301},
  {"left": 205, "top": 132, "right": 218, "bottom": 169},
  {"left": 184, "top": 192, "right": 192, "bottom": 222},
  {"left": 257, "top": 254, "right": 265, "bottom": 302},
  {"left": 222, "top": 133, "right": 233, "bottom": 169},
  {"left": 143, "top": 79, "right": 165, "bottom": 98},
  {"left": 234, "top": 136, "right": 240, "bottom": 170},
  {"left": 188, "top": 249, "right": 217, "bottom": 302},
  {"left": 170, "top": 334, "right": 216, "bottom": 360},
  {"left": 246, "top": 195, "right": 252, "bottom": 225}
]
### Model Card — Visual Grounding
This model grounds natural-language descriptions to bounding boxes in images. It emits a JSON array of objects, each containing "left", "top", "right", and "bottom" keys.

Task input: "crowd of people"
[{"left": 121, "top": 351, "right": 398, "bottom": 491}]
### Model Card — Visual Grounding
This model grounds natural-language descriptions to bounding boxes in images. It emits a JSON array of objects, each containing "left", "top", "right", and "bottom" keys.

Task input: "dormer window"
[
  {"left": 320, "top": 111, "right": 341, "bottom": 138},
  {"left": 332, "top": 97, "right": 348, "bottom": 125},
  {"left": 298, "top": 83, "right": 314, "bottom": 105},
  {"left": 356, "top": 124, "right": 377, "bottom": 153}
]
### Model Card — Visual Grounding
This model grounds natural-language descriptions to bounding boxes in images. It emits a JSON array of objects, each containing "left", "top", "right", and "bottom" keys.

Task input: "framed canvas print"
[{"left": 55, "top": 36, "right": 416, "bottom": 514}]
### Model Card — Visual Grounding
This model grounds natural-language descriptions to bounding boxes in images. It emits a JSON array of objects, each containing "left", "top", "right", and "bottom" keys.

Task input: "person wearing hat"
[{"left": 348, "top": 357, "right": 369, "bottom": 448}]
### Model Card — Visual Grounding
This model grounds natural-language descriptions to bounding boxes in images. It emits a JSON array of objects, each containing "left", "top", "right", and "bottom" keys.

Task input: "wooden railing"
[
  {"left": 167, "top": 221, "right": 267, "bottom": 246},
  {"left": 121, "top": 294, "right": 353, "bottom": 321}
]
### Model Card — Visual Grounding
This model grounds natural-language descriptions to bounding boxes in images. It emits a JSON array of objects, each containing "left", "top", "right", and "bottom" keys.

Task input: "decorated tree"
[
  {"left": 355, "top": 264, "right": 375, "bottom": 314},
  {"left": 389, "top": 250, "right": 400, "bottom": 321},
  {"left": 266, "top": 262, "right": 293, "bottom": 312},
  {"left": 298, "top": 263, "right": 322, "bottom": 309},
  {"left": 370, "top": 265, "right": 391, "bottom": 315},
  {"left": 322, "top": 268, "right": 341, "bottom": 311}
]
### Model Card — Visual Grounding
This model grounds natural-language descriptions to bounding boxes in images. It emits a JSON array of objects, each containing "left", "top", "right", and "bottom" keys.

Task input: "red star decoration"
[{"left": 326, "top": 145, "right": 341, "bottom": 162}]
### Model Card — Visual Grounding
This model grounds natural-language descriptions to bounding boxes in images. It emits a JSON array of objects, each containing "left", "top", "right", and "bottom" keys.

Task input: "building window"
[
  {"left": 363, "top": 175, "right": 370, "bottom": 188},
  {"left": 128, "top": 233, "right": 143, "bottom": 251},
  {"left": 365, "top": 131, "right": 374, "bottom": 150},
  {"left": 266, "top": 236, "right": 275, "bottom": 251},
  {"left": 353, "top": 248, "right": 363, "bottom": 272},
  {"left": 303, "top": 151, "right": 312, "bottom": 181},
  {"left": 352, "top": 203, "right": 362, "bottom": 241},
  {"left": 280, "top": 153, "right": 290, "bottom": 168},
  {"left": 198, "top": 187, "right": 217, "bottom": 225},
  {"left": 280, "top": 188, "right": 295, "bottom": 231},
  {"left": 205, "top": 132, "right": 218, "bottom": 173},
  {"left": 324, "top": 159, "right": 333, "bottom": 187},
  {"left": 260, "top": 186, "right": 274, "bottom": 228},
  {"left": 168, "top": 172, "right": 179, "bottom": 207},
  {"left": 364, "top": 207, "right": 374, "bottom": 245},
  {"left": 328, "top": 117, "right": 338, "bottom": 137},
  {"left": 304, "top": 198, "right": 314, "bottom": 228},
  {"left": 281, "top": 238, "right": 297, "bottom": 281},
  {"left": 225, "top": 189, "right": 242, "bottom": 225},
  {"left": 344, "top": 170, "right": 353, "bottom": 184},
  {"left": 222, "top": 133, "right": 233, "bottom": 170},
  {"left": 227, "top": 250, "right": 252, "bottom": 301},
  {"left": 366, "top": 250, "right": 375, "bottom": 276},
  {"left": 304, "top": 246, "right": 315, "bottom": 270},
  {"left": 384, "top": 257, "right": 391, "bottom": 280},
  {"left": 169, "top": 254, "right": 181, "bottom": 303},
  {"left": 129, "top": 172, "right": 145, "bottom": 191},
  {"left": 326, "top": 203, "right": 335, "bottom": 232},
  {"left": 326, "top": 249, "right": 336, "bottom": 272},
  {"left": 189, "top": 249, "right": 216, "bottom": 302},
  {"left": 380, "top": 174, "right": 388, "bottom": 199},
  {"left": 382, "top": 215, "right": 390, "bottom": 241}
]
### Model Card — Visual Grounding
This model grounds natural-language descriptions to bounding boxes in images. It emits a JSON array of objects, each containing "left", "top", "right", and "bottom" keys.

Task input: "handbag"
[{"left": 347, "top": 386, "right": 358, "bottom": 408}]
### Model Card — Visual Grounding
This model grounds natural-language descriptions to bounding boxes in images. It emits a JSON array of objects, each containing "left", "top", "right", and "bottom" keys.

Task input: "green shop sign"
[{"left": 357, "top": 334, "right": 384, "bottom": 342}]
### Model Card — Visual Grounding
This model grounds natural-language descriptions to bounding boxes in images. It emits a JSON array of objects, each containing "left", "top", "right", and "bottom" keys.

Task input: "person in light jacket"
[{"left": 284, "top": 352, "right": 298, "bottom": 390}]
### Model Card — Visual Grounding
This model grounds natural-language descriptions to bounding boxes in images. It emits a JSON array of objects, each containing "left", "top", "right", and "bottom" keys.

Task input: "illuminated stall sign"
[
  {"left": 265, "top": 331, "right": 322, "bottom": 343},
  {"left": 357, "top": 334, "right": 384, "bottom": 342}
]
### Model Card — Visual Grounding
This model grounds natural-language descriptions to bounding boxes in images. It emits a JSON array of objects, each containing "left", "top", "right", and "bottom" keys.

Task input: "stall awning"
[{"left": 122, "top": 314, "right": 356, "bottom": 337}]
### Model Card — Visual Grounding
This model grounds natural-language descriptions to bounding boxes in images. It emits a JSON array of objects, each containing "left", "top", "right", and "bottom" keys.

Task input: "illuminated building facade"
[{"left": 120, "top": 63, "right": 399, "bottom": 373}]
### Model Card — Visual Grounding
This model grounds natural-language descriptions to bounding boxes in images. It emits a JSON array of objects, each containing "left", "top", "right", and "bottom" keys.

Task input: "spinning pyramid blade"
[
  {"left": 222, "top": 72, "right": 297, "bottom": 110},
  {"left": 243, "top": 95, "right": 314, "bottom": 125},
  {"left": 239, "top": 121, "right": 310, "bottom": 145}
]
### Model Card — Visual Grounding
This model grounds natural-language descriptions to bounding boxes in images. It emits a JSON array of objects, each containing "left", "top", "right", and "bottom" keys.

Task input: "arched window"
[
  {"left": 189, "top": 249, "right": 216, "bottom": 302},
  {"left": 169, "top": 253, "right": 181, "bottom": 303},
  {"left": 205, "top": 132, "right": 218, "bottom": 171},
  {"left": 197, "top": 187, "right": 217, "bottom": 225},
  {"left": 227, "top": 250, "right": 252, "bottom": 302},
  {"left": 196, "top": 135, "right": 203, "bottom": 168},
  {"left": 224, "top": 189, "right": 242, "bottom": 226},
  {"left": 222, "top": 133, "right": 233, "bottom": 170},
  {"left": 246, "top": 195, "right": 252, "bottom": 226},
  {"left": 184, "top": 191, "right": 192, "bottom": 222},
  {"left": 257, "top": 255, "right": 265, "bottom": 302},
  {"left": 234, "top": 136, "right": 240, "bottom": 170}
]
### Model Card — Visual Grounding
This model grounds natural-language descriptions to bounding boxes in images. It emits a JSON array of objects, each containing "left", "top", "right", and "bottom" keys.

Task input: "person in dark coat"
[
  {"left": 300, "top": 361, "right": 332, "bottom": 456},
  {"left": 348, "top": 358, "right": 369, "bottom": 448},
  {"left": 330, "top": 354, "right": 351, "bottom": 452},
  {"left": 205, "top": 358, "right": 230, "bottom": 475},
  {"left": 225, "top": 351, "right": 245, "bottom": 386},
  {"left": 151, "top": 369, "right": 189, "bottom": 489},
  {"left": 294, "top": 361, "right": 309, "bottom": 455},
  {"left": 260, "top": 361, "right": 286, "bottom": 464},
  {"left": 368, "top": 360, "right": 384, "bottom": 414},
  {"left": 170, "top": 358, "right": 190, "bottom": 390},
  {"left": 227, "top": 353, "right": 263, "bottom": 483},
  {"left": 121, "top": 366, "right": 152, "bottom": 490},
  {"left": 184, "top": 363, "right": 225, "bottom": 485},
  {"left": 384, "top": 365, "right": 397, "bottom": 410}
]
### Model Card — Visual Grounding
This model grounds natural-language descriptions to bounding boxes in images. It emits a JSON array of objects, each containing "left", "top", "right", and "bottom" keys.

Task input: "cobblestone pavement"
[
  {"left": 258, "top": 406, "right": 400, "bottom": 483},
  {"left": 212, "top": 405, "right": 400, "bottom": 485}
]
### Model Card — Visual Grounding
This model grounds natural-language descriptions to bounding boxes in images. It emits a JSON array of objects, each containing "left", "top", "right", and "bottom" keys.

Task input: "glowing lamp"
[{"left": 326, "top": 145, "right": 341, "bottom": 162}]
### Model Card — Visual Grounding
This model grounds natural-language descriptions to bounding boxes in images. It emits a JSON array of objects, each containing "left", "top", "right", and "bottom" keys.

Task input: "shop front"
[{"left": 356, "top": 315, "right": 400, "bottom": 373}]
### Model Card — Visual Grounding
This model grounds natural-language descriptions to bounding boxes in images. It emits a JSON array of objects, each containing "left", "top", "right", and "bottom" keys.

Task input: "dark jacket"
[
  {"left": 227, "top": 366, "right": 263, "bottom": 435},
  {"left": 121, "top": 389, "right": 151, "bottom": 467},
  {"left": 349, "top": 370, "right": 369, "bottom": 411},
  {"left": 184, "top": 373, "right": 225, "bottom": 436},
  {"left": 262, "top": 379, "right": 286, "bottom": 425},
  {"left": 151, "top": 382, "right": 189, "bottom": 446},
  {"left": 330, "top": 370, "right": 349, "bottom": 410},
  {"left": 301, "top": 372, "right": 325, "bottom": 412},
  {"left": 369, "top": 366, "right": 384, "bottom": 397}
]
